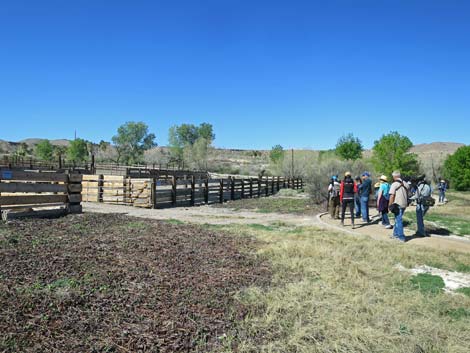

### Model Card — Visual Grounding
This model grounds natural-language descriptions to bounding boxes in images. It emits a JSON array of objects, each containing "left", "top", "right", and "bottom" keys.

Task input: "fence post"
[
  {"left": 151, "top": 177, "right": 157, "bottom": 209},
  {"left": 230, "top": 176, "right": 235, "bottom": 200},
  {"left": 249, "top": 178, "right": 253, "bottom": 198},
  {"left": 97, "top": 174, "right": 104, "bottom": 203},
  {"left": 265, "top": 177, "right": 269, "bottom": 197},
  {"left": 241, "top": 178, "right": 245, "bottom": 199},
  {"left": 300, "top": 178, "right": 303, "bottom": 189},
  {"left": 67, "top": 174, "right": 83, "bottom": 214},
  {"left": 219, "top": 179, "right": 224, "bottom": 204},
  {"left": 190, "top": 176, "right": 195, "bottom": 206},
  {"left": 257, "top": 178, "right": 261, "bottom": 197},
  {"left": 277, "top": 176, "right": 280, "bottom": 191},
  {"left": 271, "top": 177, "right": 275, "bottom": 195},
  {"left": 204, "top": 179, "right": 209, "bottom": 204},
  {"left": 171, "top": 176, "right": 177, "bottom": 206}
]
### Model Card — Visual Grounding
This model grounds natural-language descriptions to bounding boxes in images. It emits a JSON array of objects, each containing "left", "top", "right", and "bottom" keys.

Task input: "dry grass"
[{"left": 206, "top": 223, "right": 470, "bottom": 353}]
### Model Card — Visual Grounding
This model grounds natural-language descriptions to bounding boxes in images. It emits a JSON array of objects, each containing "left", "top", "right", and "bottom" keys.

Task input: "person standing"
[
  {"left": 389, "top": 171, "right": 410, "bottom": 242},
  {"left": 411, "top": 177, "right": 433, "bottom": 237},
  {"left": 340, "top": 171, "right": 358, "bottom": 228},
  {"left": 359, "top": 172, "right": 372, "bottom": 223},
  {"left": 438, "top": 179, "right": 447, "bottom": 203},
  {"left": 377, "top": 175, "right": 392, "bottom": 229},
  {"left": 354, "top": 176, "right": 362, "bottom": 218},
  {"left": 328, "top": 175, "right": 341, "bottom": 219}
]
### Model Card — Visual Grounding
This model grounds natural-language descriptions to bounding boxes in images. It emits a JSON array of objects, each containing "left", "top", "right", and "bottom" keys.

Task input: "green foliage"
[
  {"left": 456, "top": 287, "right": 470, "bottom": 297},
  {"left": 168, "top": 123, "right": 215, "bottom": 167},
  {"left": 269, "top": 145, "right": 285, "bottom": 164},
  {"left": 111, "top": 121, "right": 156, "bottom": 164},
  {"left": 444, "top": 145, "right": 470, "bottom": 191},
  {"left": 35, "top": 140, "right": 54, "bottom": 161},
  {"left": 14, "top": 143, "right": 31, "bottom": 157},
  {"left": 67, "top": 138, "right": 88, "bottom": 162},
  {"left": 410, "top": 273, "right": 445, "bottom": 294},
  {"left": 371, "top": 131, "right": 419, "bottom": 177},
  {"left": 335, "top": 133, "right": 363, "bottom": 161}
]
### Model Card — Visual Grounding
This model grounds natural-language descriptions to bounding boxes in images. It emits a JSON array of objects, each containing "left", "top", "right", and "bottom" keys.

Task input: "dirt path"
[
  {"left": 82, "top": 202, "right": 470, "bottom": 254},
  {"left": 318, "top": 212, "right": 470, "bottom": 254},
  {"left": 82, "top": 202, "right": 322, "bottom": 227}
]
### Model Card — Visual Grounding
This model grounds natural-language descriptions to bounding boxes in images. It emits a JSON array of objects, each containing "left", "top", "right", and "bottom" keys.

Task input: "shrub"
[{"left": 444, "top": 145, "right": 470, "bottom": 191}]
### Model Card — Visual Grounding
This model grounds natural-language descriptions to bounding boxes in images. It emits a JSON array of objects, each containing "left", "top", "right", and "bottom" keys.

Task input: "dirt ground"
[
  {"left": 83, "top": 202, "right": 323, "bottom": 227},
  {"left": 0, "top": 214, "right": 269, "bottom": 352},
  {"left": 83, "top": 202, "right": 470, "bottom": 254},
  {"left": 318, "top": 212, "right": 470, "bottom": 254}
]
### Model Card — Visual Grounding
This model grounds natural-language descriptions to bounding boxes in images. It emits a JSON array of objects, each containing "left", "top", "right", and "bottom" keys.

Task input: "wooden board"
[
  {"left": 0, "top": 194, "right": 68, "bottom": 206},
  {"left": 0, "top": 182, "right": 68, "bottom": 193},
  {"left": 0, "top": 171, "right": 68, "bottom": 182}
]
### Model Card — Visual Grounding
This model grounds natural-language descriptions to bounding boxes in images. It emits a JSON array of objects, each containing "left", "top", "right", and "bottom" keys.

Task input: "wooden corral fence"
[
  {"left": 0, "top": 170, "right": 83, "bottom": 221},
  {"left": 82, "top": 175, "right": 303, "bottom": 209}
]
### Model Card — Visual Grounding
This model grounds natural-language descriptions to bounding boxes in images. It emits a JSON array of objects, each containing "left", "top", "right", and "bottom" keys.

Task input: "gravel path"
[
  {"left": 83, "top": 202, "right": 470, "bottom": 253},
  {"left": 83, "top": 202, "right": 322, "bottom": 227}
]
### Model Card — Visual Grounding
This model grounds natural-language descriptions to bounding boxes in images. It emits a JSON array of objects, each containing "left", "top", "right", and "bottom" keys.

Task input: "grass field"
[
  {"left": 207, "top": 222, "right": 470, "bottom": 353},
  {"left": 404, "top": 191, "right": 470, "bottom": 236}
]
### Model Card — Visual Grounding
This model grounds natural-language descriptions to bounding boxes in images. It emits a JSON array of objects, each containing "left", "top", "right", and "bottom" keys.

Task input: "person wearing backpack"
[
  {"left": 388, "top": 171, "right": 410, "bottom": 242},
  {"left": 438, "top": 179, "right": 447, "bottom": 203},
  {"left": 411, "top": 176, "right": 434, "bottom": 237},
  {"left": 359, "top": 172, "right": 372, "bottom": 223},
  {"left": 328, "top": 175, "right": 341, "bottom": 219},
  {"left": 377, "top": 175, "right": 392, "bottom": 229},
  {"left": 354, "top": 176, "right": 362, "bottom": 218},
  {"left": 340, "top": 172, "right": 358, "bottom": 228}
]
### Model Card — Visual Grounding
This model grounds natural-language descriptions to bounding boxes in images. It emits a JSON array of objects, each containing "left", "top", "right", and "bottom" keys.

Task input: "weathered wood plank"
[
  {"left": 0, "top": 171, "right": 68, "bottom": 182},
  {"left": 0, "top": 194, "right": 68, "bottom": 206},
  {"left": 0, "top": 182, "right": 68, "bottom": 193}
]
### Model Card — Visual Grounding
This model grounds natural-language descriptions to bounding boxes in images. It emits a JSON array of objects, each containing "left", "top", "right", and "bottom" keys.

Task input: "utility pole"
[{"left": 291, "top": 148, "right": 294, "bottom": 178}]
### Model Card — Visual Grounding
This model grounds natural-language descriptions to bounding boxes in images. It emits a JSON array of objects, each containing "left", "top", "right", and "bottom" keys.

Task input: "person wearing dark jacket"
[
  {"left": 340, "top": 171, "right": 358, "bottom": 229},
  {"left": 359, "top": 172, "right": 372, "bottom": 223},
  {"left": 354, "top": 176, "right": 362, "bottom": 218}
]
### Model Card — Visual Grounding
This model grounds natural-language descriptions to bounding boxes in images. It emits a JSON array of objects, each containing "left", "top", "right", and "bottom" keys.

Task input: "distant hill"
[{"left": 410, "top": 142, "right": 464, "bottom": 155}]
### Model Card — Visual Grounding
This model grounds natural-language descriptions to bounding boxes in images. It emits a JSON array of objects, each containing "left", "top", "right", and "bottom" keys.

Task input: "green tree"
[
  {"left": 371, "top": 131, "right": 419, "bottom": 177},
  {"left": 270, "top": 145, "right": 285, "bottom": 163},
  {"left": 168, "top": 123, "right": 215, "bottom": 164},
  {"left": 35, "top": 140, "right": 54, "bottom": 161},
  {"left": 14, "top": 143, "right": 31, "bottom": 157},
  {"left": 112, "top": 122, "right": 157, "bottom": 164},
  {"left": 335, "top": 133, "right": 363, "bottom": 161},
  {"left": 444, "top": 146, "right": 470, "bottom": 191},
  {"left": 67, "top": 138, "right": 89, "bottom": 163}
]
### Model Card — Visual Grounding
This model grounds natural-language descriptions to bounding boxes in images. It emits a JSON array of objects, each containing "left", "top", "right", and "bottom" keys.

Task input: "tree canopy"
[
  {"left": 168, "top": 123, "right": 215, "bottom": 163},
  {"left": 444, "top": 145, "right": 470, "bottom": 191},
  {"left": 371, "top": 131, "right": 419, "bottom": 177},
  {"left": 35, "top": 140, "right": 54, "bottom": 161},
  {"left": 111, "top": 122, "right": 156, "bottom": 164},
  {"left": 270, "top": 145, "right": 285, "bottom": 164},
  {"left": 67, "top": 138, "right": 89, "bottom": 163},
  {"left": 335, "top": 133, "right": 363, "bottom": 161}
]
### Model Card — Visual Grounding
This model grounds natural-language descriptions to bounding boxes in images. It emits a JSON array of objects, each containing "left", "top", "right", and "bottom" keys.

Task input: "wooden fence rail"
[
  {"left": 0, "top": 170, "right": 83, "bottom": 220},
  {"left": 82, "top": 175, "right": 303, "bottom": 209}
]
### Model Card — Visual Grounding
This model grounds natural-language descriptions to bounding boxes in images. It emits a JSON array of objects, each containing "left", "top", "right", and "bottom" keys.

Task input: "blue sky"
[{"left": 0, "top": 0, "right": 469, "bottom": 150}]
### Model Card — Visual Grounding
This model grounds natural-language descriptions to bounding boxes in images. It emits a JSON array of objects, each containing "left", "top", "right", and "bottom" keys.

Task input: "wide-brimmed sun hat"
[
  {"left": 374, "top": 182, "right": 381, "bottom": 188},
  {"left": 345, "top": 171, "right": 352, "bottom": 177},
  {"left": 380, "top": 175, "right": 388, "bottom": 182}
]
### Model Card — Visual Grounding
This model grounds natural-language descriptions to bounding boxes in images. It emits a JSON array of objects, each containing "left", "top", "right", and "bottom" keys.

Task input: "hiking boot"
[
  {"left": 340, "top": 221, "right": 345, "bottom": 227},
  {"left": 352, "top": 224, "right": 356, "bottom": 229},
  {"left": 384, "top": 225, "right": 393, "bottom": 229}
]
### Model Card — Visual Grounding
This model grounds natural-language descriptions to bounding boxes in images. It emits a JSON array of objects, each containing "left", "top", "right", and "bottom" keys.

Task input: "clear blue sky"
[{"left": 1, "top": 0, "right": 469, "bottom": 150}]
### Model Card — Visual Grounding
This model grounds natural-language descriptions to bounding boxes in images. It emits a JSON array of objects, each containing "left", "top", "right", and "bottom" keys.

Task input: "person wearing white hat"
[
  {"left": 377, "top": 175, "right": 392, "bottom": 229},
  {"left": 437, "top": 179, "right": 447, "bottom": 203}
]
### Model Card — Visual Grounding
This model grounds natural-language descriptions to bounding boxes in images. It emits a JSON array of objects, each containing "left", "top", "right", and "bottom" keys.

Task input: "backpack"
[
  {"left": 417, "top": 182, "right": 435, "bottom": 207},
  {"left": 330, "top": 182, "right": 340, "bottom": 198}
]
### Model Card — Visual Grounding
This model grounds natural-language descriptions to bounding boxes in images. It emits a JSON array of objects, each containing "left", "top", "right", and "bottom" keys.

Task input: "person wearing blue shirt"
[
  {"left": 377, "top": 175, "right": 392, "bottom": 229},
  {"left": 359, "top": 172, "right": 372, "bottom": 223}
]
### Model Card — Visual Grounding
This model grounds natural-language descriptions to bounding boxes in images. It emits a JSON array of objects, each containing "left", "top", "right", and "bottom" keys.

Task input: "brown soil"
[{"left": 0, "top": 213, "right": 270, "bottom": 352}]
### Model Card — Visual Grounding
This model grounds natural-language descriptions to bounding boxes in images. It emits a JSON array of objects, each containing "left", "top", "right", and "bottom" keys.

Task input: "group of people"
[{"left": 328, "top": 170, "right": 437, "bottom": 242}]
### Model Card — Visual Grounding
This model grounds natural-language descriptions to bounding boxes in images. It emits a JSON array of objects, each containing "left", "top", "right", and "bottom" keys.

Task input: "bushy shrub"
[{"left": 444, "top": 146, "right": 470, "bottom": 191}]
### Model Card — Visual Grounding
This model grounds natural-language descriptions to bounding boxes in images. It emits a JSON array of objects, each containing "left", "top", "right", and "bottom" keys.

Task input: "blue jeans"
[
  {"left": 416, "top": 204, "right": 429, "bottom": 236},
  {"left": 360, "top": 196, "right": 370, "bottom": 222},
  {"left": 382, "top": 212, "right": 390, "bottom": 226},
  {"left": 439, "top": 191, "right": 446, "bottom": 203},
  {"left": 393, "top": 207, "right": 406, "bottom": 240},
  {"left": 355, "top": 195, "right": 361, "bottom": 217}
]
